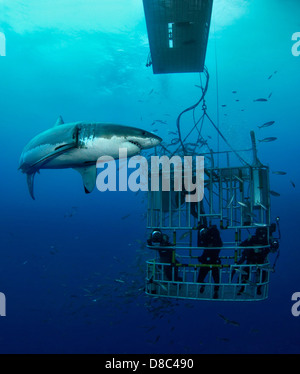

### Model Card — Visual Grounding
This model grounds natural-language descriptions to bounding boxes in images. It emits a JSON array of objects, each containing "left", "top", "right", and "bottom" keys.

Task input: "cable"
[
  {"left": 205, "top": 112, "right": 251, "bottom": 167},
  {"left": 175, "top": 67, "right": 210, "bottom": 155},
  {"left": 213, "top": 18, "right": 220, "bottom": 167}
]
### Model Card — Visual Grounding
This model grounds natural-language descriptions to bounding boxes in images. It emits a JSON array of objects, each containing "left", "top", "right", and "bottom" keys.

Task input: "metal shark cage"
[
  {"left": 145, "top": 140, "right": 276, "bottom": 302},
  {"left": 142, "top": 0, "right": 280, "bottom": 301}
]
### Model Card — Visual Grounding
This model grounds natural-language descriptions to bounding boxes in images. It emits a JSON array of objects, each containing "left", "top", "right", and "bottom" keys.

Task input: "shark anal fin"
[
  {"left": 26, "top": 173, "right": 36, "bottom": 200},
  {"left": 73, "top": 164, "right": 97, "bottom": 194}
]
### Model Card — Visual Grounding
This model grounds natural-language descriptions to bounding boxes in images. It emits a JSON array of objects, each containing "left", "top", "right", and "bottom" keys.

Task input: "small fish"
[
  {"left": 218, "top": 314, "right": 240, "bottom": 327},
  {"left": 258, "top": 137, "right": 277, "bottom": 143},
  {"left": 115, "top": 279, "right": 125, "bottom": 283},
  {"left": 245, "top": 279, "right": 257, "bottom": 287},
  {"left": 159, "top": 283, "right": 168, "bottom": 292},
  {"left": 253, "top": 223, "right": 267, "bottom": 227},
  {"left": 258, "top": 121, "right": 275, "bottom": 129},
  {"left": 233, "top": 175, "right": 244, "bottom": 183},
  {"left": 254, "top": 98, "right": 268, "bottom": 102},
  {"left": 221, "top": 104, "right": 227, "bottom": 107},
  {"left": 145, "top": 326, "right": 156, "bottom": 333},
  {"left": 148, "top": 89, "right": 154, "bottom": 95},
  {"left": 291, "top": 180, "right": 296, "bottom": 188},
  {"left": 268, "top": 74, "right": 273, "bottom": 80},
  {"left": 121, "top": 214, "right": 131, "bottom": 220},
  {"left": 179, "top": 231, "right": 190, "bottom": 240},
  {"left": 272, "top": 171, "right": 287, "bottom": 175},
  {"left": 171, "top": 138, "right": 180, "bottom": 145},
  {"left": 233, "top": 267, "right": 248, "bottom": 276},
  {"left": 268, "top": 92, "right": 273, "bottom": 98},
  {"left": 232, "top": 91, "right": 237, "bottom": 94},
  {"left": 257, "top": 202, "right": 267, "bottom": 210},
  {"left": 217, "top": 337, "right": 230, "bottom": 342},
  {"left": 237, "top": 201, "right": 248, "bottom": 208},
  {"left": 226, "top": 194, "right": 235, "bottom": 209},
  {"left": 270, "top": 190, "right": 280, "bottom": 197}
]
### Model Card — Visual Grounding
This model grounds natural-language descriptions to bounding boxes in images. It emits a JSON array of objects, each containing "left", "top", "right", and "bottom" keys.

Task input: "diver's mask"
[
  {"left": 199, "top": 227, "right": 208, "bottom": 236},
  {"left": 269, "top": 238, "right": 280, "bottom": 252},
  {"left": 151, "top": 230, "right": 163, "bottom": 244}
]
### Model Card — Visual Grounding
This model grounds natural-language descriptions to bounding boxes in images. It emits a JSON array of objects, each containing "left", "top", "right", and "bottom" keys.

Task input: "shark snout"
[
  {"left": 129, "top": 132, "right": 162, "bottom": 150},
  {"left": 150, "top": 133, "right": 162, "bottom": 147}
]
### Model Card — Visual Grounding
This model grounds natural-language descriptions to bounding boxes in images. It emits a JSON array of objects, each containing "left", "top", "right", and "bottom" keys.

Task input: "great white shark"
[{"left": 19, "top": 116, "right": 162, "bottom": 199}]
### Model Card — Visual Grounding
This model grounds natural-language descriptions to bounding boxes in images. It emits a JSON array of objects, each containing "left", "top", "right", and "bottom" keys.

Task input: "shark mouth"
[{"left": 128, "top": 140, "right": 142, "bottom": 150}]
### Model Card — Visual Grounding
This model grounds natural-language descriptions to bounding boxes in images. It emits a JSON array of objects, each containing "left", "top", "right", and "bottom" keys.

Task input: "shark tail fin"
[{"left": 27, "top": 173, "right": 36, "bottom": 200}]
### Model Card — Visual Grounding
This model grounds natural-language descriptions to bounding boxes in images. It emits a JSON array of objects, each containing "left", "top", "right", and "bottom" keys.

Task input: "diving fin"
[
  {"left": 27, "top": 173, "right": 36, "bottom": 200},
  {"left": 73, "top": 164, "right": 97, "bottom": 194}
]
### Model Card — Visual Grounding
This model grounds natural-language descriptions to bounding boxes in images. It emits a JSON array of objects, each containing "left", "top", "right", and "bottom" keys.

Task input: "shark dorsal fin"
[
  {"left": 54, "top": 116, "right": 64, "bottom": 127},
  {"left": 73, "top": 164, "right": 97, "bottom": 194}
]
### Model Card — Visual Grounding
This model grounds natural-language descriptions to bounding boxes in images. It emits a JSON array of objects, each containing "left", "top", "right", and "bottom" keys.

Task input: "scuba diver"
[
  {"left": 197, "top": 225, "right": 223, "bottom": 299},
  {"left": 234, "top": 225, "right": 279, "bottom": 296},
  {"left": 147, "top": 229, "right": 182, "bottom": 282}
]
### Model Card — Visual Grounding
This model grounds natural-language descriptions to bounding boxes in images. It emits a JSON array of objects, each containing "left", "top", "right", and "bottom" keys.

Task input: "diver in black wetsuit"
[
  {"left": 147, "top": 229, "right": 182, "bottom": 282},
  {"left": 197, "top": 225, "right": 223, "bottom": 299},
  {"left": 235, "top": 227, "right": 270, "bottom": 295}
]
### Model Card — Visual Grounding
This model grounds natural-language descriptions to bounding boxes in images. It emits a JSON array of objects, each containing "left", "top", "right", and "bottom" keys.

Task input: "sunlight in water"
[{"left": 212, "top": 0, "right": 250, "bottom": 32}]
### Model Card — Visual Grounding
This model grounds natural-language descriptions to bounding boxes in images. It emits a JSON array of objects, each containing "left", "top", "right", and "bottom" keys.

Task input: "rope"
[
  {"left": 205, "top": 112, "right": 251, "bottom": 167},
  {"left": 174, "top": 67, "right": 209, "bottom": 155}
]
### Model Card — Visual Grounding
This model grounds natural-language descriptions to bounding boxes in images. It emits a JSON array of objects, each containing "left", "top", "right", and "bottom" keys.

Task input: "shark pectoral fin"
[
  {"left": 73, "top": 164, "right": 97, "bottom": 194},
  {"left": 54, "top": 115, "right": 64, "bottom": 127},
  {"left": 31, "top": 143, "right": 77, "bottom": 169},
  {"left": 27, "top": 173, "right": 36, "bottom": 200}
]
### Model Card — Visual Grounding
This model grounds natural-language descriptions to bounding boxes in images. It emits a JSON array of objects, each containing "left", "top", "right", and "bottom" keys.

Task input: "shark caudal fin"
[
  {"left": 26, "top": 173, "right": 36, "bottom": 200},
  {"left": 73, "top": 165, "right": 97, "bottom": 194}
]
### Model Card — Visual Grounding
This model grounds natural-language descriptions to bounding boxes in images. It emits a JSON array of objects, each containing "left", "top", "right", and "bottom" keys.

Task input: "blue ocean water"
[{"left": 0, "top": 0, "right": 299, "bottom": 354}]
